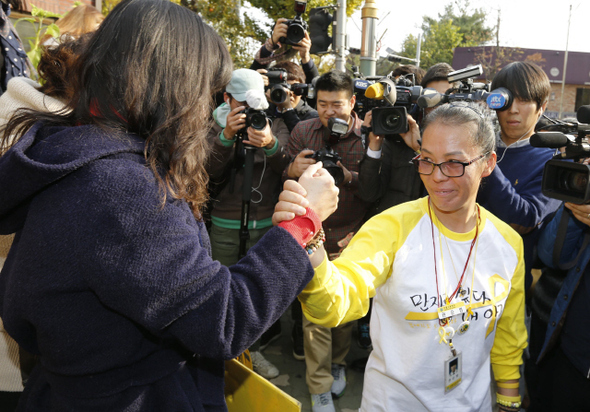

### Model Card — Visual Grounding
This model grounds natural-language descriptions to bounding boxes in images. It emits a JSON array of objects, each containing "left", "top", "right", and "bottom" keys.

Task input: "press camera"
[
  {"left": 305, "top": 117, "right": 348, "bottom": 185},
  {"left": 357, "top": 73, "right": 423, "bottom": 135},
  {"left": 531, "top": 106, "right": 590, "bottom": 204},
  {"left": 279, "top": 1, "right": 309, "bottom": 46},
  {"left": 266, "top": 68, "right": 290, "bottom": 105}
]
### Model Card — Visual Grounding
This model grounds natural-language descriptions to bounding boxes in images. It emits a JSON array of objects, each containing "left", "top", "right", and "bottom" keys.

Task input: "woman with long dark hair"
[{"left": 0, "top": 0, "right": 338, "bottom": 410}]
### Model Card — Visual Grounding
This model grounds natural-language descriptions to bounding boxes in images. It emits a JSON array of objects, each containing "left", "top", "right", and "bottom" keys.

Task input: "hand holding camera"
[
  {"left": 564, "top": 201, "right": 590, "bottom": 225},
  {"left": 256, "top": 69, "right": 270, "bottom": 87},
  {"left": 223, "top": 105, "right": 247, "bottom": 140},
  {"left": 243, "top": 123, "right": 275, "bottom": 149},
  {"left": 363, "top": 110, "right": 384, "bottom": 151},
  {"left": 399, "top": 114, "right": 421, "bottom": 152},
  {"left": 291, "top": 30, "right": 312, "bottom": 64},
  {"left": 271, "top": 18, "right": 290, "bottom": 47}
]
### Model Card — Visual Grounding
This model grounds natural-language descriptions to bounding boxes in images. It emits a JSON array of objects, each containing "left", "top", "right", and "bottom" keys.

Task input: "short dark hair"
[
  {"left": 392, "top": 65, "right": 426, "bottom": 85},
  {"left": 421, "top": 63, "right": 455, "bottom": 88},
  {"left": 315, "top": 70, "right": 353, "bottom": 98},
  {"left": 272, "top": 61, "right": 305, "bottom": 84},
  {"left": 491, "top": 61, "right": 551, "bottom": 110}
]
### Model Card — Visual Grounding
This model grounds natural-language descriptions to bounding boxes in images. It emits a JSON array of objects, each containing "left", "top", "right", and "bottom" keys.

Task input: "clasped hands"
[{"left": 273, "top": 162, "right": 339, "bottom": 226}]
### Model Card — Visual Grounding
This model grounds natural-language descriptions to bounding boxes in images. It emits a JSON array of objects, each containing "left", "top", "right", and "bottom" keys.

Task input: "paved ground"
[{"left": 260, "top": 310, "right": 369, "bottom": 412}]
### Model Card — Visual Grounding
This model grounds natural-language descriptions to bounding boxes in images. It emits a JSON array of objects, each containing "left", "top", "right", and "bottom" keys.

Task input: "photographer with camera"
[
  {"left": 206, "top": 68, "right": 291, "bottom": 379},
  {"left": 527, "top": 196, "right": 590, "bottom": 411},
  {"left": 476, "top": 61, "right": 561, "bottom": 292},
  {"left": 358, "top": 64, "right": 445, "bottom": 215},
  {"left": 262, "top": 61, "right": 318, "bottom": 133},
  {"left": 284, "top": 70, "right": 371, "bottom": 412},
  {"left": 250, "top": 12, "right": 319, "bottom": 87}
]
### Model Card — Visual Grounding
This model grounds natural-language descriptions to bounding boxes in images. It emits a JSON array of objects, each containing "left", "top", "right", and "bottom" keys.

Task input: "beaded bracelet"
[
  {"left": 496, "top": 393, "right": 521, "bottom": 411},
  {"left": 304, "top": 228, "right": 326, "bottom": 255}
]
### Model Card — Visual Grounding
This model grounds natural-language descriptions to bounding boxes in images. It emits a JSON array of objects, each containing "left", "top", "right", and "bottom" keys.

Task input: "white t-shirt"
[{"left": 300, "top": 196, "right": 527, "bottom": 412}]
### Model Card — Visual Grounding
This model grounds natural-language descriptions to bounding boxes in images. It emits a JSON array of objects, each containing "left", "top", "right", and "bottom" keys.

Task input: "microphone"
[
  {"left": 365, "top": 82, "right": 384, "bottom": 100},
  {"left": 530, "top": 132, "right": 570, "bottom": 148},
  {"left": 417, "top": 88, "right": 446, "bottom": 109},
  {"left": 365, "top": 78, "right": 397, "bottom": 106},
  {"left": 577, "top": 105, "right": 590, "bottom": 124},
  {"left": 486, "top": 87, "right": 513, "bottom": 111}
]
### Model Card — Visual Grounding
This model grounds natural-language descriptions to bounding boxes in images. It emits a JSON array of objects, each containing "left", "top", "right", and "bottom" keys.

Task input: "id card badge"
[
  {"left": 437, "top": 301, "right": 466, "bottom": 320},
  {"left": 444, "top": 351, "right": 462, "bottom": 393}
]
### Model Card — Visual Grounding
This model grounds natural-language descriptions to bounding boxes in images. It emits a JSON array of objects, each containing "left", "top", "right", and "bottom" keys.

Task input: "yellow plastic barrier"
[{"left": 224, "top": 358, "right": 302, "bottom": 412}]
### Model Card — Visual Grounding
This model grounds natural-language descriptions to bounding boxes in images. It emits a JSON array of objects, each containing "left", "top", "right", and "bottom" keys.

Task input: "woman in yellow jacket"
[{"left": 277, "top": 101, "right": 526, "bottom": 412}]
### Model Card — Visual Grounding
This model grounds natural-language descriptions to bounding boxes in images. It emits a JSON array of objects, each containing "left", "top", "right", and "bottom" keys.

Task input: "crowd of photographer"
[{"left": 0, "top": 0, "right": 589, "bottom": 411}]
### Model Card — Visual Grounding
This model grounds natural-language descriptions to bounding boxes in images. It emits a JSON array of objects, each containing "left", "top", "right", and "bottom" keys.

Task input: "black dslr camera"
[
  {"left": 266, "top": 68, "right": 290, "bottom": 105},
  {"left": 531, "top": 105, "right": 590, "bottom": 204},
  {"left": 279, "top": 1, "right": 308, "bottom": 46},
  {"left": 236, "top": 108, "right": 268, "bottom": 139},
  {"left": 305, "top": 117, "right": 348, "bottom": 185}
]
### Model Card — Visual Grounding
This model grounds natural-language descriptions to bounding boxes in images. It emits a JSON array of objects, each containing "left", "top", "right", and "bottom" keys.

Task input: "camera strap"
[{"left": 552, "top": 209, "right": 590, "bottom": 270}]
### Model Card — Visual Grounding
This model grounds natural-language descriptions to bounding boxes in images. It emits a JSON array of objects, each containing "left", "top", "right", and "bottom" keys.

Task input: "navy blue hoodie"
[{"left": 0, "top": 123, "right": 313, "bottom": 411}]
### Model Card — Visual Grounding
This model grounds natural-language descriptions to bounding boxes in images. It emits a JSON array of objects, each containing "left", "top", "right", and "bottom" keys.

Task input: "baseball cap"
[{"left": 226, "top": 69, "right": 265, "bottom": 103}]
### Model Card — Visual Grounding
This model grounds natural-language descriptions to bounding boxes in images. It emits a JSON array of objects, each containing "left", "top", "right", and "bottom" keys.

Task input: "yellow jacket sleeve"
[
  {"left": 298, "top": 204, "right": 419, "bottom": 328},
  {"left": 490, "top": 232, "right": 528, "bottom": 381}
]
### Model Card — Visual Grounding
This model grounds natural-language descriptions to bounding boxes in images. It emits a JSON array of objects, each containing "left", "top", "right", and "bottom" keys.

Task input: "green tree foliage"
[
  {"left": 181, "top": 0, "right": 266, "bottom": 69},
  {"left": 399, "top": 0, "right": 493, "bottom": 70},
  {"left": 423, "top": 1, "right": 493, "bottom": 47},
  {"left": 102, "top": 0, "right": 363, "bottom": 70},
  {"left": 183, "top": 0, "right": 363, "bottom": 69},
  {"left": 14, "top": 5, "right": 62, "bottom": 73}
]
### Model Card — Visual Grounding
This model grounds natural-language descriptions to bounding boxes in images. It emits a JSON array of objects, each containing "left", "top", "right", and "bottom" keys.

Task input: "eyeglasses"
[{"left": 411, "top": 152, "right": 490, "bottom": 177}]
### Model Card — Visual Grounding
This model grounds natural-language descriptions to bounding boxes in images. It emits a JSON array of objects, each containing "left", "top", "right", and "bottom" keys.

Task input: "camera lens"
[
  {"left": 287, "top": 24, "right": 305, "bottom": 44},
  {"left": 384, "top": 113, "right": 401, "bottom": 129},
  {"left": 270, "top": 85, "right": 288, "bottom": 104},
  {"left": 247, "top": 111, "right": 267, "bottom": 130},
  {"left": 563, "top": 170, "right": 589, "bottom": 193}
]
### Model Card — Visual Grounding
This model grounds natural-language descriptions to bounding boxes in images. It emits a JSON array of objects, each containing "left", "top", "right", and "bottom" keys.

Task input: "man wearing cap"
[{"left": 206, "top": 68, "right": 290, "bottom": 379}]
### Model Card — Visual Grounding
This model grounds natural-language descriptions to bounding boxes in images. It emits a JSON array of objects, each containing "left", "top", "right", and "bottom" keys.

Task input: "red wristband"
[{"left": 278, "top": 208, "right": 322, "bottom": 248}]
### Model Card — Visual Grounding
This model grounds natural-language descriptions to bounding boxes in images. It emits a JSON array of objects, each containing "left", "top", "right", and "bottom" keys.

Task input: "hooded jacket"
[{"left": 0, "top": 122, "right": 313, "bottom": 411}]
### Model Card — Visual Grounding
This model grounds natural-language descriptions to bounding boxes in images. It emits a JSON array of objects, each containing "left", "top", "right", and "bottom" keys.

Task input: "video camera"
[
  {"left": 279, "top": 1, "right": 309, "bottom": 46},
  {"left": 353, "top": 77, "right": 388, "bottom": 120},
  {"left": 305, "top": 117, "right": 348, "bottom": 185},
  {"left": 416, "top": 64, "right": 516, "bottom": 114},
  {"left": 355, "top": 73, "right": 423, "bottom": 135},
  {"left": 266, "top": 68, "right": 290, "bottom": 105},
  {"left": 530, "top": 106, "right": 590, "bottom": 203}
]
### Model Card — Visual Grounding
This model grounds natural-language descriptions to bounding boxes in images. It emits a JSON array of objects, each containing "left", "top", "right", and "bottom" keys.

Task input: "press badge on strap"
[{"left": 444, "top": 351, "right": 462, "bottom": 393}]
